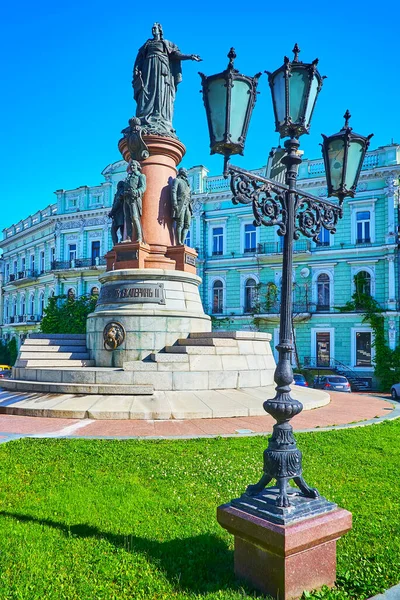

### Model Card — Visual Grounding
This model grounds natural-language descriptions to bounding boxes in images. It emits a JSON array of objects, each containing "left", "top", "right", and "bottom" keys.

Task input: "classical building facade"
[
  {"left": 1, "top": 145, "right": 399, "bottom": 385},
  {"left": 189, "top": 143, "right": 400, "bottom": 386}
]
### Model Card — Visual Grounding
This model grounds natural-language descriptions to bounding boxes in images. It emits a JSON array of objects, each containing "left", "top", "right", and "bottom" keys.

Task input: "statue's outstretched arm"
[{"left": 170, "top": 51, "right": 202, "bottom": 62}]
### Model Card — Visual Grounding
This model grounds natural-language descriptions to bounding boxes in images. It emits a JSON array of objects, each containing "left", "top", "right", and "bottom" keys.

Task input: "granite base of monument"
[
  {"left": 86, "top": 268, "right": 211, "bottom": 366},
  {"left": 217, "top": 490, "right": 352, "bottom": 600}
]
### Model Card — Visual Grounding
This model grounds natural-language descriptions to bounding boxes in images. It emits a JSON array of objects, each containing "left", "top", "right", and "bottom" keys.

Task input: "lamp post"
[{"left": 200, "top": 46, "right": 373, "bottom": 509}]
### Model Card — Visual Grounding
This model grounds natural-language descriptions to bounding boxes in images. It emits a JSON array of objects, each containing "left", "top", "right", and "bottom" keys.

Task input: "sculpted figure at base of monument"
[
  {"left": 123, "top": 160, "right": 146, "bottom": 244},
  {"left": 108, "top": 181, "right": 125, "bottom": 245},
  {"left": 171, "top": 167, "right": 193, "bottom": 245}
]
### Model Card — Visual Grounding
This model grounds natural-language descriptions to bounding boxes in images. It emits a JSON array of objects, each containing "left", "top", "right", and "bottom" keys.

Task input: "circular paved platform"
[
  {"left": 0, "top": 384, "right": 329, "bottom": 420},
  {"left": 0, "top": 392, "right": 396, "bottom": 442}
]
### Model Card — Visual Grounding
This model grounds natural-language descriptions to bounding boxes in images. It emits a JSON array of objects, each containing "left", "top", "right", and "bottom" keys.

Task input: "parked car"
[
  {"left": 390, "top": 383, "right": 400, "bottom": 400},
  {"left": 0, "top": 366, "right": 11, "bottom": 380},
  {"left": 313, "top": 375, "right": 351, "bottom": 392},
  {"left": 293, "top": 373, "right": 308, "bottom": 387}
]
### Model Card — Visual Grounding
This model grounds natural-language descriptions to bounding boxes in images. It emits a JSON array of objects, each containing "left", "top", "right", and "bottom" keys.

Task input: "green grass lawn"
[{"left": 0, "top": 420, "right": 399, "bottom": 600}]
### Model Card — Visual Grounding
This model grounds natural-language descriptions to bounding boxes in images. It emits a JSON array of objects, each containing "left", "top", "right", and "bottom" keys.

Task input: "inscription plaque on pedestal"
[
  {"left": 98, "top": 283, "right": 165, "bottom": 305},
  {"left": 116, "top": 250, "right": 138, "bottom": 262},
  {"left": 185, "top": 253, "right": 196, "bottom": 266}
]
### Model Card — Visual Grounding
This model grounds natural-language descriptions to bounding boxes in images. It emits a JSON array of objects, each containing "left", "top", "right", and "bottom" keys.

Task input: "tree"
[
  {"left": 40, "top": 295, "right": 97, "bottom": 334},
  {"left": 7, "top": 338, "right": 18, "bottom": 366}
]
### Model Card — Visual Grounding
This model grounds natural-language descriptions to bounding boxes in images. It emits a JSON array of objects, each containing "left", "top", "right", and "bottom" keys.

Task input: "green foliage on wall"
[
  {"left": 339, "top": 274, "right": 399, "bottom": 391},
  {"left": 40, "top": 295, "right": 97, "bottom": 335}
]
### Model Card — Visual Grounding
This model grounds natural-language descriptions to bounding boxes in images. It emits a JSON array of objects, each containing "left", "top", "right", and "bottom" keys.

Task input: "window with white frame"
[
  {"left": 316, "top": 227, "right": 330, "bottom": 246},
  {"left": 355, "top": 331, "right": 372, "bottom": 366},
  {"left": 356, "top": 211, "right": 371, "bottom": 244},
  {"left": 67, "top": 196, "right": 78, "bottom": 210},
  {"left": 30, "top": 254, "right": 35, "bottom": 272},
  {"left": 212, "top": 280, "right": 224, "bottom": 313},
  {"left": 21, "top": 257, "right": 26, "bottom": 275},
  {"left": 244, "top": 278, "right": 257, "bottom": 312},
  {"left": 244, "top": 224, "right": 257, "bottom": 253},
  {"left": 184, "top": 228, "right": 191, "bottom": 247},
  {"left": 91, "top": 240, "right": 100, "bottom": 265},
  {"left": 4, "top": 300, "right": 8, "bottom": 321},
  {"left": 39, "top": 292, "right": 45, "bottom": 316},
  {"left": 40, "top": 251, "right": 45, "bottom": 273},
  {"left": 20, "top": 295, "right": 25, "bottom": 317},
  {"left": 316, "top": 273, "right": 330, "bottom": 310},
  {"left": 13, "top": 260, "right": 17, "bottom": 275},
  {"left": 12, "top": 298, "right": 17, "bottom": 317},
  {"left": 91, "top": 194, "right": 101, "bottom": 205},
  {"left": 29, "top": 294, "right": 35, "bottom": 317},
  {"left": 50, "top": 246, "right": 55, "bottom": 267},
  {"left": 5, "top": 263, "right": 9, "bottom": 281},
  {"left": 354, "top": 270, "right": 371, "bottom": 297},
  {"left": 68, "top": 244, "right": 77, "bottom": 263},
  {"left": 212, "top": 227, "right": 223, "bottom": 255}
]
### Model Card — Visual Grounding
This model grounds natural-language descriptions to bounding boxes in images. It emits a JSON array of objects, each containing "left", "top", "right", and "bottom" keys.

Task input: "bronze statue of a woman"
[{"left": 133, "top": 23, "right": 201, "bottom": 137}]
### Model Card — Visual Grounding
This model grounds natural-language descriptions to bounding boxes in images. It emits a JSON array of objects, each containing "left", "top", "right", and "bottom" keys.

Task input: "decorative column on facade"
[
  {"left": 388, "top": 319, "right": 397, "bottom": 350},
  {"left": 386, "top": 175, "right": 396, "bottom": 243},
  {"left": 55, "top": 221, "right": 62, "bottom": 263},
  {"left": 78, "top": 274, "right": 84, "bottom": 297},
  {"left": 79, "top": 218, "right": 85, "bottom": 259},
  {"left": 387, "top": 255, "right": 396, "bottom": 310},
  {"left": 102, "top": 215, "right": 109, "bottom": 254}
]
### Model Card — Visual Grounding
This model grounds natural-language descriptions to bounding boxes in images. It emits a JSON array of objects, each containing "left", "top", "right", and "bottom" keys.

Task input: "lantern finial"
[
  {"left": 227, "top": 48, "right": 237, "bottom": 69},
  {"left": 343, "top": 110, "right": 351, "bottom": 129},
  {"left": 292, "top": 43, "right": 300, "bottom": 62}
]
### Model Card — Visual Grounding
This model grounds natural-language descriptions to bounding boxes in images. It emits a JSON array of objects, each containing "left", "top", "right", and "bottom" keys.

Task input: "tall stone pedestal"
[
  {"left": 217, "top": 493, "right": 352, "bottom": 600},
  {"left": 116, "top": 134, "right": 188, "bottom": 269},
  {"left": 86, "top": 268, "right": 211, "bottom": 366}
]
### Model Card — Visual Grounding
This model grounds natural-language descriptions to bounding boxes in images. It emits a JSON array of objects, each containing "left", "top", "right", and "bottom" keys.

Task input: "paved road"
[{"left": 0, "top": 391, "right": 396, "bottom": 442}]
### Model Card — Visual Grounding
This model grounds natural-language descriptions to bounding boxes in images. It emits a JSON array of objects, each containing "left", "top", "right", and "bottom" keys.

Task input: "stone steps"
[
  {"left": 29, "top": 333, "right": 86, "bottom": 340},
  {"left": 19, "top": 352, "right": 91, "bottom": 360},
  {"left": 120, "top": 331, "right": 276, "bottom": 390},
  {"left": 0, "top": 378, "right": 153, "bottom": 396},
  {"left": 16, "top": 359, "right": 95, "bottom": 368},
  {"left": 21, "top": 344, "right": 88, "bottom": 352},
  {"left": 14, "top": 333, "right": 93, "bottom": 369}
]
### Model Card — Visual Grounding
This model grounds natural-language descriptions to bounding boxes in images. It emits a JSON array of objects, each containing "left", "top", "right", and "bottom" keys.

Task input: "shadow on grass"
[{"left": 0, "top": 511, "right": 256, "bottom": 596}]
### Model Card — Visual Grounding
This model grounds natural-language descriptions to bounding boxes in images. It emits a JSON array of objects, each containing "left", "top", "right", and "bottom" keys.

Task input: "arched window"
[
  {"left": 212, "top": 280, "right": 224, "bottom": 314},
  {"left": 91, "top": 286, "right": 99, "bottom": 297},
  {"left": 244, "top": 278, "right": 257, "bottom": 312},
  {"left": 354, "top": 271, "right": 371, "bottom": 297},
  {"left": 29, "top": 294, "right": 35, "bottom": 317},
  {"left": 39, "top": 292, "right": 45, "bottom": 316},
  {"left": 12, "top": 298, "right": 17, "bottom": 317},
  {"left": 317, "top": 273, "right": 330, "bottom": 311},
  {"left": 20, "top": 294, "right": 26, "bottom": 317},
  {"left": 67, "top": 288, "right": 75, "bottom": 300}
]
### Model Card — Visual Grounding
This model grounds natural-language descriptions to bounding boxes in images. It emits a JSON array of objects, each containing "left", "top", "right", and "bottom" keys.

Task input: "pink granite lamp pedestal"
[{"left": 217, "top": 498, "right": 352, "bottom": 600}]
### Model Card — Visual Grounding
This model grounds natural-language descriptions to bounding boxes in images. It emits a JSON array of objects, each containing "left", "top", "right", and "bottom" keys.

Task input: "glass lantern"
[
  {"left": 267, "top": 44, "right": 324, "bottom": 139},
  {"left": 199, "top": 49, "right": 261, "bottom": 173},
  {"left": 321, "top": 111, "right": 373, "bottom": 204}
]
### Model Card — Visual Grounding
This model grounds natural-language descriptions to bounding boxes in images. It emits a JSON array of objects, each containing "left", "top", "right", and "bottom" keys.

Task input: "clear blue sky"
[{"left": 1, "top": 0, "right": 399, "bottom": 228}]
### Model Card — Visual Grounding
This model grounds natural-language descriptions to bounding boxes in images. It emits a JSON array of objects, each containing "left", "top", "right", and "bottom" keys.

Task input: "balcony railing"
[
  {"left": 51, "top": 257, "right": 107, "bottom": 270},
  {"left": 6, "top": 270, "right": 39, "bottom": 284},
  {"left": 3, "top": 315, "right": 40, "bottom": 325},
  {"left": 258, "top": 240, "right": 311, "bottom": 255}
]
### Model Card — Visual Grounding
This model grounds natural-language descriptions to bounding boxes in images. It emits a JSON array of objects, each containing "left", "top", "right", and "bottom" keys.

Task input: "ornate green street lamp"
[
  {"left": 199, "top": 48, "right": 261, "bottom": 176},
  {"left": 322, "top": 110, "right": 373, "bottom": 205},
  {"left": 267, "top": 43, "right": 325, "bottom": 139},
  {"left": 200, "top": 45, "right": 373, "bottom": 511}
]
